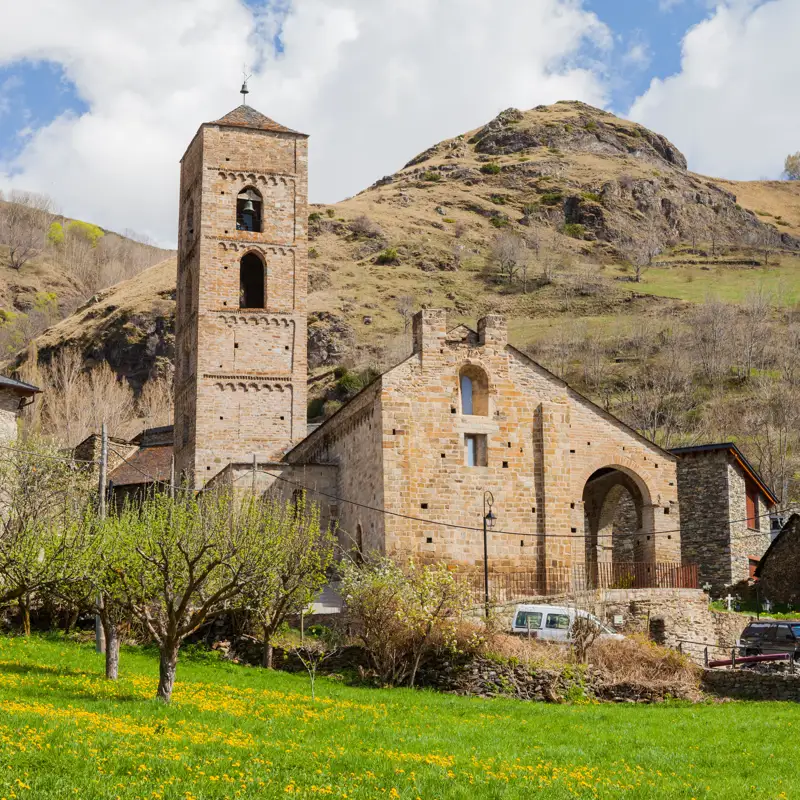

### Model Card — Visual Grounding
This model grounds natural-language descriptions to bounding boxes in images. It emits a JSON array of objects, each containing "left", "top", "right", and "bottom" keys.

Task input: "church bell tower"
[{"left": 173, "top": 102, "right": 309, "bottom": 487}]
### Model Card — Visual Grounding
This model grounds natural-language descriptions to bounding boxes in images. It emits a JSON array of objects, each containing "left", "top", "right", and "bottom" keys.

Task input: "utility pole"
[{"left": 95, "top": 422, "right": 108, "bottom": 654}]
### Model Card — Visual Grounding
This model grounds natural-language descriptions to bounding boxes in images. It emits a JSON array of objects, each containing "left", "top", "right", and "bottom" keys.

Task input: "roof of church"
[
  {"left": 209, "top": 105, "right": 305, "bottom": 136},
  {"left": 0, "top": 375, "right": 40, "bottom": 395}
]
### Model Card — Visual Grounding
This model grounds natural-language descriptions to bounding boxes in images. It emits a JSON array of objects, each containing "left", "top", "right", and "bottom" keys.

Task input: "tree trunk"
[
  {"left": 65, "top": 607, "right": 79, "bottom": 633},
  {"left": 262, "top": 632, "right": 274, "bottom": 669},
  {"left": 19, "top": 596, "right": 30, "bottom": 637},
  {"left": 156, "top": 640, "right": 180, "bottom": 703},
  {"left": 103, "top": 619, "right": 120, "bottom": 680}
]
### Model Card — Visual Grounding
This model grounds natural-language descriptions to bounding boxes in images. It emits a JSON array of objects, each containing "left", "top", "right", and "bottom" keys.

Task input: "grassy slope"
[{"left": 4, "top": 635, "right": 799, "bottom": 799}]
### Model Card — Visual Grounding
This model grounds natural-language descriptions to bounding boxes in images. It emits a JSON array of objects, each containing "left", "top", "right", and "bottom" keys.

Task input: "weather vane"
[{"left": 240, "top": 66, "right": 251, "bottom": 103}]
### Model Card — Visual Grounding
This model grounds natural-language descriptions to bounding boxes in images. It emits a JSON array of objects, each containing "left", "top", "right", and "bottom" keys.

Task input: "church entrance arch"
[{"left": 582, "top": 465, "right": 655, "bottom": 588}]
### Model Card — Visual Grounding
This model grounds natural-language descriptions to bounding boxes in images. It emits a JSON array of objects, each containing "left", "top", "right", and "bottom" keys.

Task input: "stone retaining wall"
[{"left": 702, "top": 668, "right": 800, "bottom": 701}]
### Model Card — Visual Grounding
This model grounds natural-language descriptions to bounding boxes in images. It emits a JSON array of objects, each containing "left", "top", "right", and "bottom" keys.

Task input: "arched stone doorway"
[{"left": 582, "top": 466, "right": 655, "bottom": 588}]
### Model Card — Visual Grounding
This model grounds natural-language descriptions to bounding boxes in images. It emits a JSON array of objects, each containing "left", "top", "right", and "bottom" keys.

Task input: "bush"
[
  {"left": 308, "top": 212, "right": 322, "bottom": 223},
  {"left": 581, "top": 191, "right": 602, "bottom": 203},
  {"left": 349, "top": 215, "right": 383, "bottom": 238},
  {"left": 588, "top": 635, "right": 700, "bottom": 697},
  {"left": 489, "top": 194, "right": 507, "bottom": 205},
  {"left": 481, "top": 162, "right": 502, "bottom": 175},
  {"left": 422, "top": 171, "right": 442, "bottom": 182},
  {"left": 540, "top": 192, "right": 564, "bottom": 206},
  {"left": 562, "top": 223, "right": 586, "bottom": 239},
  {"left": 326, "top": 208, "right": 336, "bottom": 218},
  {"left": 442, "top": 218, "right": 456, "bottom": 224},
  {"left": 521, "top": 203, "right": 538, "bottom": 216},
  {"left": 308, "top": 247, "right": 319, "bottom": 259},
  {"left": 341, "top": 557, "right": 471, "bottom": 687},
  {"left": 376, "top": 247, "right": 399, "bottom": 265},
  {"left": 307, "top": 397, "right": 325, "bottom": 419},
  {"left": 585, "top": 120, "right": 598, "bottom": 131},
  {"left": 489, "top": 217, "right": 509, "bottom": 228}
]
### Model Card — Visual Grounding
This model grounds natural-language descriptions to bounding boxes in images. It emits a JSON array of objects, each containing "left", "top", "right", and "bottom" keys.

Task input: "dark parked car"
[{"left": 738, "top": 620, "right": 800, "bottom": 657}]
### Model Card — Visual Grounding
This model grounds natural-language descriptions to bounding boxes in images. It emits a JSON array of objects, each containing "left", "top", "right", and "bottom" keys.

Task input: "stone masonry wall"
[
  {"left": 702, "top": 669, "right": 800, "bottom": 701},
  {"left": 0, "top": 391, "right": 20, "bottom": 444},
  {"left": 676, "top": 450, "right": 772, "bottom": 590},
  {"left": 758, "top": 515, "right": 800, "bottom": 604},
  {"left": 174, "top": 114, "right": 309, "bottom": 487}
]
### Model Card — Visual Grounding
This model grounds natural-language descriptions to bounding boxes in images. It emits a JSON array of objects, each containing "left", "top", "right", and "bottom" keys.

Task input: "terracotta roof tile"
[
  {"left": 108, "top": 444, "right": 173, "bottom": 487},
  {"left": 209, "top": 105, "right": 304, "bottom": 136}
]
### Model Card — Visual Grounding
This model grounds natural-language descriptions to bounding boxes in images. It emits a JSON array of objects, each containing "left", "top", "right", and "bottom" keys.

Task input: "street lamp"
[{"left": 483, "top": 490, "right": 496, "bottom": 619}]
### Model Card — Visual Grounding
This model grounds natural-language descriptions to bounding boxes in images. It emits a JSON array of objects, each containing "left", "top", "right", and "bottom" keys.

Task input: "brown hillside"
[{"left": 11, "top": 100, "right": 800, "bottom": 388}]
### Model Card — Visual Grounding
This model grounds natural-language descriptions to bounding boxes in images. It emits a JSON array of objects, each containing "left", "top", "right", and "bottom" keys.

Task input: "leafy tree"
[
  {"left": 110, "top": 490, "right": 294, "bottom": 703},
  {"left": 785, "top": 152, "right": 800, "bottom": 181},
  {"left": 0, "top": 438, "right": 95, "bottom": 633},
  {"left": 66, "top": 220, "right": 104, "bottom": 247},
  {"left": 244, "top": 493, "right": 334, "bottom": 669}
]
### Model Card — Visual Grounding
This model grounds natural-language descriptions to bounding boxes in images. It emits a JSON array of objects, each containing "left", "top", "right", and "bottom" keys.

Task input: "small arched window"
[
  {"left": 236, "top": 187, "right": 262, "bottom": 233},
  {"left": 459, "top": 365, "right": 489, "bottom": 415},
  {"left": 240, "top": 252, "right": 265, "bottom": 309}
]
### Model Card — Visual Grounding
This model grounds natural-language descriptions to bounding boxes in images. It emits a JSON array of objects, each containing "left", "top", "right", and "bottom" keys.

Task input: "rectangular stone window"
[{"left": 465, "top": 434, "right": 488, "bottom": 467}]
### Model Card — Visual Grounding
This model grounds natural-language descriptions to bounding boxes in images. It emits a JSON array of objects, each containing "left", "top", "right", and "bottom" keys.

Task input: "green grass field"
[{"left": 3, "top": 636, "right": 799, "bottom": 799}]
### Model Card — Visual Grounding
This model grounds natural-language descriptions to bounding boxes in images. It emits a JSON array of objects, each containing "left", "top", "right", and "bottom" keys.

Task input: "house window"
[
  {"left": 465, "top": 433, "right": 487, "bottom": 467},
  {"left": 746, "top": 480, "right": 760, "bottom": 530},
  {"left": 240, "top": 252, "right": 265, "bottom": 308},
  {"left": 236, "top": 187, "right": 262, "bottom": 232},
  {"left": 459, "top": 365, "right": 489, "bottom": 415}
]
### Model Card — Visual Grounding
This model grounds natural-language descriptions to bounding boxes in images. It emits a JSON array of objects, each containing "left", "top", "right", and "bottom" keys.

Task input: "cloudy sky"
[{"left": 0, "top": 0, "right": 797, "bottom": 247}]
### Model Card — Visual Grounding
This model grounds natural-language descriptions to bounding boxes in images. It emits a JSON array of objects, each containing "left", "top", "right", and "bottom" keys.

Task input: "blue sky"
[{"left": 0, "top": 0, "right": 796, "bottom": 246}]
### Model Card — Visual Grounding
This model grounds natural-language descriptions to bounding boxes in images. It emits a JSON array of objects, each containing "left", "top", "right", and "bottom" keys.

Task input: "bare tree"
[
  {"left": 395, "top": 295, "right": 414, "bottom": 333},
  {"left": 454, "top": 220, "right": 467, "bottom": 239},
  {"left": 688, "top": 298, "right": 735, "bottom": 384},
  {"left": 0, "top": 191, "right": 54, "bottom": 271},
  {"left": 489, "top": 232, "right": 527, "bottom": 285},
  {"left": 137, "top": 370, "right": 174, "bottom": 430},
  {"left": 759, "top": 226, "right": 780, "bottom": 266}
]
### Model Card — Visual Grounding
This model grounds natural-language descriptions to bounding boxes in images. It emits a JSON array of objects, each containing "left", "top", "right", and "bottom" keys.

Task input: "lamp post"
[{"left": 483, "top": 491, "right": 496, "bottom": 619}]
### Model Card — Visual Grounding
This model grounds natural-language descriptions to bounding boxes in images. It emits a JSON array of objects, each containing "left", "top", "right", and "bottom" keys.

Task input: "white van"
[{"left": 510, "top": 604, "right": 623, "bottom": 642}]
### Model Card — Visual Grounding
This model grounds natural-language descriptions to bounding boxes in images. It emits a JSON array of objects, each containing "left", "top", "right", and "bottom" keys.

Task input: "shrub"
[
  {"left": 588, "top": 635, "right": 700, "bottom": 698},
  {"left": 548, "top": 147, "right": 563, "bottom": 156},
  {"left": 540, "top": 192, "right": 564, "bottom": 206},
  {"left": 581, "top": 191, "right": 602, "bottom": 203},
  {"left": 308, "top": 212, "right": 322, "bottom": 223},
  {"left": 326, "top": 208, "right": 336, "bottom": 218},
  {"left": 480, "top": 162, "right": 502, "bottom": 175},
  {"left": 341, "top": 557, "right": 471, "bottom": 687},
  {"left": 489, "top": 217, "right": 509, "bottom": 228},
  {"left": 489, "top": 194, "right": 507, "bottom": 205},
  {"left": 442, "top": 218, "right": 456, "bottom": 224},
  {"left": 423, "top": 171, "right": 442, "bottom": 182},
  {"left": 522, "top": 203, "right": 538, "bottom": 216},
  {"left": 562, "top": 223, "right": 586, "bottom": 239},
  {"left": 307, "top": 397, "right": 325, "bottom": 419},
  {"left": 349, "top": 215, "right": 383, "bottom": 238},
  {"left": 308, "top": 247, "right": 319, "bottom": 259},
  {"left": 585, "top": 120, "right": 598, "bottom": 131},
  {"left": 376, "top": 247, "right": 399, "bottom": 265}
]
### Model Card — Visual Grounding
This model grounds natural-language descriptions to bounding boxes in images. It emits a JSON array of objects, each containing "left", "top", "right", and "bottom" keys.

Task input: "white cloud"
[
  {"left": 629, "top": 0, "right": 800, "bottom": 180},
  {"left": 0, "top": 0, "right": 611, "bottom": 247}
]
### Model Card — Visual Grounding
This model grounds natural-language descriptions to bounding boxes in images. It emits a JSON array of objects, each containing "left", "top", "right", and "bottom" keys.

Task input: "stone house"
[
  {"left": 0, "top": 376, "right": 39, "bottom": 443},
  {"left": 671, "top": 443, "right": 777, "bottom": 591},
  {"left": 755, "top": 514, "right": 800, "bottom": 605}
]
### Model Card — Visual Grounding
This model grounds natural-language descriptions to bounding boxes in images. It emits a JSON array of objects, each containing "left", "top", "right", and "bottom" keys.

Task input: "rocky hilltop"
[{"left": 12, "top": 101, "right": 800, "bottom": 390}]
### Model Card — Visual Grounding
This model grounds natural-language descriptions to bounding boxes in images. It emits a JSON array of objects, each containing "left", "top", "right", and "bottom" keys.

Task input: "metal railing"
[{"left": 462, "top": 561, "right": 698, "bottom": 604}]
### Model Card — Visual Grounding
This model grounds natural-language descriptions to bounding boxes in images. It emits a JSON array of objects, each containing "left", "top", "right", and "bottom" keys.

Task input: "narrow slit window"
[{"left": 464, "top": 434, "right": 487, "bottom": 467}]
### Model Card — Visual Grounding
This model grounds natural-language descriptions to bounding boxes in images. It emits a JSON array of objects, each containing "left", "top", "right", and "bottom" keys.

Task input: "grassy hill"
[
  {"left": 4, "top": 635, "right": 799, "bottom": 799},
  {"left": 9, "top": 101, "right": 800, "bottom": 494}
]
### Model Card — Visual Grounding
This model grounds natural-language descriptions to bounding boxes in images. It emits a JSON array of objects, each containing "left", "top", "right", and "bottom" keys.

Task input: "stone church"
[{"left": 106, "top": 102, "right": 777, "bottom": 595}]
